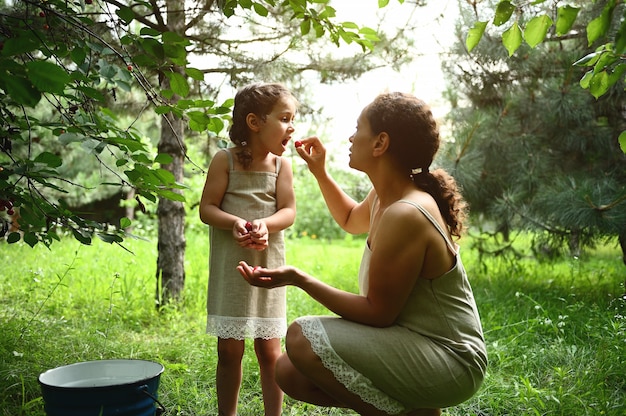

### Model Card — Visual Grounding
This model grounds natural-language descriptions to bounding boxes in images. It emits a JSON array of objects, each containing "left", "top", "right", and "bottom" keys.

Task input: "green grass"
[{"left": 1, "top": 230, "right": 625, "bottom": 415}]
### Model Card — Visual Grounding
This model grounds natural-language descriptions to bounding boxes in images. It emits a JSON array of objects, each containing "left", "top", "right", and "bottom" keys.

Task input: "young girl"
[{"left": 199, "top": 82, "right": 298, "bottom": 416}]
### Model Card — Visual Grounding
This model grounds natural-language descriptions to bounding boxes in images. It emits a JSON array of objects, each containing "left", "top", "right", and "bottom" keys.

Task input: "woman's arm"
[
  {"left": 238, "top": 202, "right": 430, "bottom": 327},
  {"left": 296, "top": 136, "right": 371, "bottom": 235}
]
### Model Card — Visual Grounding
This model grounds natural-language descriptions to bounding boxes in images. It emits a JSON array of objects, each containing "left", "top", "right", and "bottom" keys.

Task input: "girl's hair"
[
  {"left": 229, "top": 82, "right": 297, "bottom": 169},
  {"left": 365, "top": 92, "right": 468, "bottom": 238}
]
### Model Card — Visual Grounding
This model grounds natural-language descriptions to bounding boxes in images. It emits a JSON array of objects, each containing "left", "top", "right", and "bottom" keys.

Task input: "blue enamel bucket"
[{"left": 38, "top": 359, "right": 165, "bottom": 416}]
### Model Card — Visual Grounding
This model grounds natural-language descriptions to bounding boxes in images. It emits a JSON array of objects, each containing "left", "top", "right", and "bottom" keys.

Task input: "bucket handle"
[{"left": 138, "top": 384, "right": 167, "bottom": 415}]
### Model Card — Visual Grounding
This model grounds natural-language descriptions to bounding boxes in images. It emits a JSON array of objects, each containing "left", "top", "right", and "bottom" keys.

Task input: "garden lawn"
[{"left": 0, "top": 231, "right": 624, "bottom": 415}]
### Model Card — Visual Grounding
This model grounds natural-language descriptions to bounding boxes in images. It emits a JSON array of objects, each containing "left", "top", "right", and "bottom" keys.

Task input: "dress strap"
[{"left": 397, "top": 199, "right": 457, "bottom": 255}]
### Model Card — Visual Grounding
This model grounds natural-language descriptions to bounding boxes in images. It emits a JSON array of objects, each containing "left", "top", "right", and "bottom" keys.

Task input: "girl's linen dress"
[{"left": 206, "top": 149, "right": 287, "bottom": 340}]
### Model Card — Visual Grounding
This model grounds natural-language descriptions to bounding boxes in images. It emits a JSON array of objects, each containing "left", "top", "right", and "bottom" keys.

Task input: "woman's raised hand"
[{"left": 295, "top": 136, "right": 327, "bottom": 177}]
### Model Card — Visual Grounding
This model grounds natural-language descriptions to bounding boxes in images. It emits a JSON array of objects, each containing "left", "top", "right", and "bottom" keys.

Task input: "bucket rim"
[{"left": 38, "top": 359, "right": 164, "bottom": 390}]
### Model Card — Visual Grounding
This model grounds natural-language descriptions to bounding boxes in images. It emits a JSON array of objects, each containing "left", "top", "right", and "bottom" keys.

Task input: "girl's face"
[
  {"left": 257, "top": 96, "right": 297, "bottom": 156},
  {"left": 348, "top": 107, "right": 376, "bottom": 172}
]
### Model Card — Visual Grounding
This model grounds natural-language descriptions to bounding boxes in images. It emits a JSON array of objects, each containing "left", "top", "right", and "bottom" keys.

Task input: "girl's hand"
[
  {"left": 235, "top": 220, "right": 269, "bottom": 250},
  {"left": 248, "top": 220, "right": 269, "bottom": 251},
  {"left": 295, "top": 136, "right": 327, "bottom": 177},
  {"left": 233, "top": 219, "right": 254, "bottom": 248},
  {"left": 237, "top": 261, "right": 298, "bottom": 288}
]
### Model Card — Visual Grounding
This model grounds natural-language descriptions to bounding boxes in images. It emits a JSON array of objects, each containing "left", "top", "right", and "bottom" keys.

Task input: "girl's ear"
[
  {"left": 372, "top": 132, "right": 390, "bottom": 157},
  {"left": 246, "top": 113, "right": 261, "bottom": 132}
]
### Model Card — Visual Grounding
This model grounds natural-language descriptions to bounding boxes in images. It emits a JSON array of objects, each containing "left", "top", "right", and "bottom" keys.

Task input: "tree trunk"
[
  {"left": 154, "top": 0, "right": 187, "bottom": 306},
  {"left": 156, "top": 106, "right": 187, "bottom": 305}
]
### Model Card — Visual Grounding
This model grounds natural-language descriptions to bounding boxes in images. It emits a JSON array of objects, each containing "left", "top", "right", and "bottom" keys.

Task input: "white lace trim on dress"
[
  {"left": 296, "top": 316, "right": 405, "bottom": 415},
  {"left": 207, "top": 315, "right": 287, "bottom": 340}
]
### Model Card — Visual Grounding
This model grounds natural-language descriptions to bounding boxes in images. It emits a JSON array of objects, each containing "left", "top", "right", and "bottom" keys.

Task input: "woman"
[{"left": 238, "top": 92, "right": 487, "bottom": 416}]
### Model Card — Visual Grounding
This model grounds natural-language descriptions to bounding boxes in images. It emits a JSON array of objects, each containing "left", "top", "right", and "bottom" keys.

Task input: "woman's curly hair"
[
  {"left": 365, "top": 92, "right": 468, "bottom": 238},
  {"left": 229, "top": 83, "right": 297, "bottom": 169}
]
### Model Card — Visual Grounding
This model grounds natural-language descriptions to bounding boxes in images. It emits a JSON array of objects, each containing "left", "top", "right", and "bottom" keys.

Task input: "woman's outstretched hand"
[{"left": 237, "top": 261, "right": 299, "bottom": 289}]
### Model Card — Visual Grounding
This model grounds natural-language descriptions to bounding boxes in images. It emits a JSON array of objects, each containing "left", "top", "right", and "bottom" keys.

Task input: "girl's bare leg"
[
  {"left": 254, "top": 337, "right": 284, "bottom": 416},
  {"left": 216, "top": 338, "right": 245, "bottom": 416}
]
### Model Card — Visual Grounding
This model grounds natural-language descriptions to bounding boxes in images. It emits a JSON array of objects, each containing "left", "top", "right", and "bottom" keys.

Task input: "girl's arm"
[
  {"left": 296, "top": 136, "right": 371, "bottom": 235},
  {"left": 257, "top": 156, "right": 296, "bottom": 234},
  {"left": 198, "top": 151, "right": 248, "bottom": 236}
]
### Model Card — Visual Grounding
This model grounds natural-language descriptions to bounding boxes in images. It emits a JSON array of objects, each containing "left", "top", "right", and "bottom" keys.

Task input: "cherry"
[
  {"left": 39, "top": 11, "right": 45, "bottom": 17},
  {"left": 127, "top": 65, "right": 133, "bottom": 71},
  {"left": 245, "top": 221, "right": 253, "bottom": 231},
  {"left": 294, "top": 140, "right": 302, "bottom": 147},
  {"left": 7, "top": 209, "right": 14, "bottom": 215},
  {"left": 43, "top": 24, "right": 50, "bottom": 30},
  {"left": 85, "top": 0, "right": 93, "bottom": 4}
]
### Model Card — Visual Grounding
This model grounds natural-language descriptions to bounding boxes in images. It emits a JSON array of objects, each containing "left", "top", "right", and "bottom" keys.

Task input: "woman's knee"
[{"left": 284, "top": 322, "right": 311, "bottom": 362}]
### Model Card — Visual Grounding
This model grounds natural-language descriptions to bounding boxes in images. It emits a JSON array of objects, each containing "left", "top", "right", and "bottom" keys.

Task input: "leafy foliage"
[
  {"left": 0, "top": 0, "right": 394, "bottom": 248},
  {"left": 442, "top": 1, "right": 626, "bottom": 256},
  {"left": 464, "top": 0, "right": 626, "bottom": 152}
]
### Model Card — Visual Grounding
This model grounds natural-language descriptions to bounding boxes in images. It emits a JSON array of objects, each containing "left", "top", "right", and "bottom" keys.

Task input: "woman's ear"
[
  {"left": 372, "top": 132, "right": 390, "bottom": 157},
  {"left": 246, "top": 113, "right": 261, "bottom": 132}
]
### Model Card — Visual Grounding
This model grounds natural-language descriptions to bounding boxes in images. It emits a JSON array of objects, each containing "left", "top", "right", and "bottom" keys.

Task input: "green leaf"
[
  {"left": 253, "top": 2, "right": 269, "bottom": 16},
  {"left": 23, "top": 232, "right": 39, "bottom": 248},
  {"left": 70, "top": 47, "right": 87, "bottom": 66},
  {"left": 573, "top": 51, "right": 602, "bottom": 67},
  {"left": 359, "top": 27, "right": 380, "bottom": 42},
  {"left": 34, "top": 152, "right": 62, "bottom": 168},
  {"left": 579, "top": 70, "right": 593, "bottom": 89},
  {"left": 7, "top": 232, "right": 21, "bottom": 244},
  {"left": 502, "top": 22, "right": 523, "bottom": 56},
  {"left": 72, "top": 228, "right": 92, "bottom": 245},
  {"left": 140, "top": 27, "right": 162, "bottom": 37},
  {"left": 96, "top": 233, "right": 124, "bottom": 244},
  {"left": 26, "top": 61, "right": 71, "bottom": 94},
  {"left": 163, "top": 43, "right": 187, "bottom": 66},
  {"left": 208, "top": 117, "right": 225, "bottom": 134},
  {"left": 155, "top": 105, "right": 171, "bottom": 115},
  {"left": 313, "top": 21, "right": 325, "bottom": 38},
  {"left": 300, "top": 19, "right": 311, "bottom": 36},
  {"left": 588, "top": 70, "right": 609, "bottom": 99},
  {"left": 163, "top": 31, "right": 188, "bottom": 44},
  {"left": 466, "top": 21, "right": 488, "bottom": 52},
  {"left": 158, "top": 189, "right": 186, "bottom": 202},
  {"left": 524, "top": 15, "right": 552, "bottom": 48},
  {"left": 120, "top": 217, "right": 132, "bottom": 228},
  {"left": 165, "top": 72, "right": 190, "bottom": 98},
  {"left": 155, "top": 153, "right": 174, "bottom": 164},
  {"left": 1, "top": 31, "right": 39, "bottom": 56},
  {"left": 378, "top": 0, "right": 390, "bottom": 7},
  {"left": 556, "top": 5, "right": 580, "bottom": 36},
  {"left": 494, "top": 1, "right": 515, "bottom": 27},
  {"left": 116, "top": 6, "right": 135, "bottom": 25},
  {"left": 619, "top": 130, "right": 626, "bottom": 154},
  {"left": 185, "top": 67, "right": 204, "bottom": 81},
  {"left": 586, "top": 6, "right": 611, "bottom": 46},
  {"left": 4, "top": 76, "right": 41, "bottom": 107}
]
